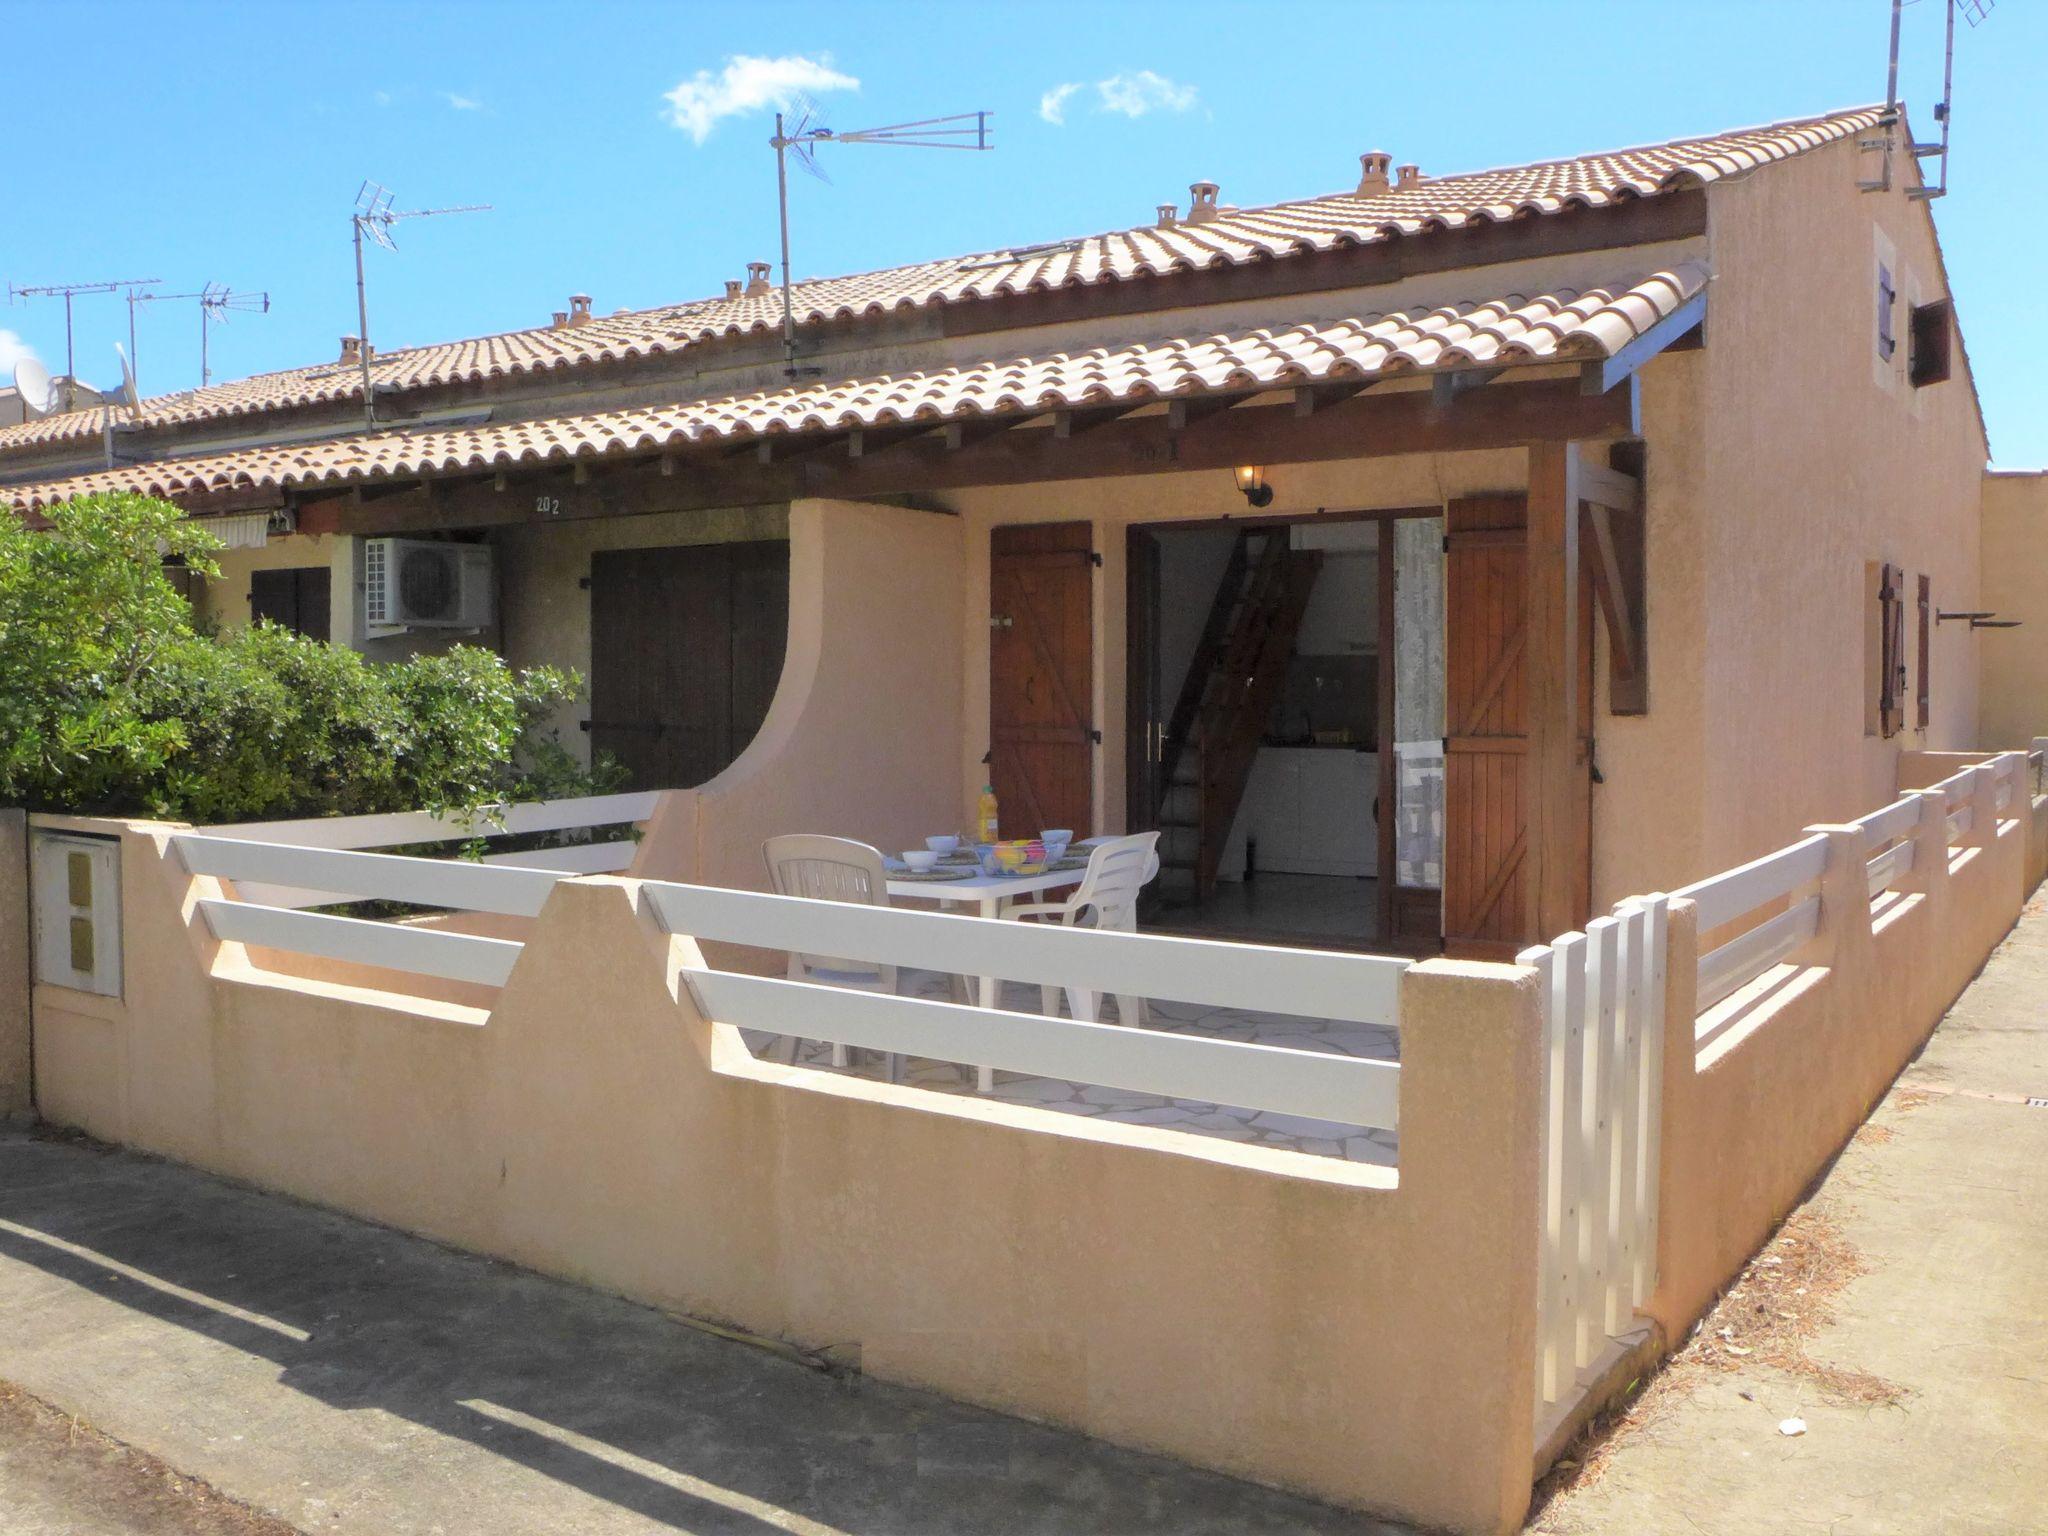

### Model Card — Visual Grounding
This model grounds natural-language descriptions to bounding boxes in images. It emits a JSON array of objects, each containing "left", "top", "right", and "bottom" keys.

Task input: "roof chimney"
[
  {"left": 1185, "top": 181, "right": 1221, "bottom": 224},
  {"left": 1156, "top": 202, "right": 1178, "bottom": 228},
  {"left": 1356, "top": 151, "right": 1393, "bottom": 195},
  {"left": 550, "top": 310, "right": 569, "bottom": 330},
  {"left": 339, "top": 335, "right": 361, "bottom": 364},
  {"left": 1395, "top": 163, "right": 1426, "bottom": 190},
  {"left": 568, "top": 293, "right": 594, "bottom": 326},
  {"left": 744, "top": 261, "right": 774, "bottom": 297},
  {"left": 724, "top": 279, "right": 743, "bottom": 300}
]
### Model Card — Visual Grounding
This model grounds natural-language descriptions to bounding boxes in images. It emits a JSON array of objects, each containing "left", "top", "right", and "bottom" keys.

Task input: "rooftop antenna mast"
[
  {"left": 1866, "top": 0, "right": 1993, "bottom": 198},
  {"left": 351, "top": 181, "right": 490, "bottom": 427},
  {"left": 126, "top": 282, "right": 270, "bottom": 392},
  {"left": 7, "top": 276, "right": 160, "bottom": 409},
  {"left": 768, "top": 104, "right": 992, "bottom": 377}
]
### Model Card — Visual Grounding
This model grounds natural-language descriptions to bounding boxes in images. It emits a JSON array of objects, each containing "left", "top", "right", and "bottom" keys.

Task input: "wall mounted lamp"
[{"left": 1234, "top": 464, "right": 1273, "bottom": 508}]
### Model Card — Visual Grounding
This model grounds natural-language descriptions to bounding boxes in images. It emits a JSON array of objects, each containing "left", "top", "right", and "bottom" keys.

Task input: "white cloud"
[
  {"left": 1039, "top": 82, "right": 1082, "bottom": 126},
  {"left": 662, "top": 54, "right": 859, "bottom": 144},
  {"left": 1095, "top": 70, "right": 1199, "bottom": 119},
  {"left": 0, "top": 330, "right": 39, "bottom": 378},
  {"left": 444, "top": 91, "right": 482, "bottom": 111},
  {"left": 372, "top": 88, "right": 392, "bottom": 107}
]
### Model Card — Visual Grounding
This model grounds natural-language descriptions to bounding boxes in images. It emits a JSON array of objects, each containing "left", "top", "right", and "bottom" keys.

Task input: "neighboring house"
[{"left": 0, "top": 105, "right": 2006, "bottom": 957}]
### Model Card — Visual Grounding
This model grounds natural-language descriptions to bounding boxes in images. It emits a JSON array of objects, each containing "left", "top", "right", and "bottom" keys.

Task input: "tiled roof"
[
  {"left": 3, "top": 263, "right": 1706, "bottom": 511},
  {"left": 0, "top": 107, "right": 1870, "bottom": 461}
]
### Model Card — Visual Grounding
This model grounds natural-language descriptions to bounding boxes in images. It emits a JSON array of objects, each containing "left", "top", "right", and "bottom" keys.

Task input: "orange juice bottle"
[{"left": 976, "top": 784, "right": 1000, "bottom": 844}]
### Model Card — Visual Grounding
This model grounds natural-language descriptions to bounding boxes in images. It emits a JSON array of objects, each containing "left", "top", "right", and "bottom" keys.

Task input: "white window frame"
[{"left": 32, "top": 832, "right": 122, "bottom": 997}]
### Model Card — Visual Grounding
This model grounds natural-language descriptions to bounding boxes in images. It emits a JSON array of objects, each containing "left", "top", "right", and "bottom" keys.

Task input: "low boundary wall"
[{"left": 31, "top": 818, "right": 1547, "bottom": 1535}]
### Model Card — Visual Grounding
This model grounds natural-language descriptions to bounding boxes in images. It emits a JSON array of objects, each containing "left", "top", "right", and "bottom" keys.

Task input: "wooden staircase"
[{"left": 1154, "top": 530, "right": 1325, "bottom": 903}]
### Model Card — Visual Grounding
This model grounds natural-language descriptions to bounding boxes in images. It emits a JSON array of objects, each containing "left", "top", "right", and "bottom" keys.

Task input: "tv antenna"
[
  {"left": 6, "top": 276, "right": 160, "bottom": 409},
  {"left": 126, "top": 282, "right": 270, "bottom": 392},
  {"left": 1866, "top": 0, "right": 1994, "bottom": 198},
  {"left": 768, "top": 103, "right": 991, "bottom": 376},
  {"left": 351, "top": 181, "right": 490, "bottom": 427}
]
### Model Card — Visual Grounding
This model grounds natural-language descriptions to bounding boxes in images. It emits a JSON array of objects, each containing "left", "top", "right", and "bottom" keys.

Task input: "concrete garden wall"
[{"left": 30, "top": 816, "right": 1548, "bottom": 1535}]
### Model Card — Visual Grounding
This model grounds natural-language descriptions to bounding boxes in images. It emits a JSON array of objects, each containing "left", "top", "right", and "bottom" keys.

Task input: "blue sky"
[{"left": 3, "top": 0, "right": 2044, "bottom": 463}]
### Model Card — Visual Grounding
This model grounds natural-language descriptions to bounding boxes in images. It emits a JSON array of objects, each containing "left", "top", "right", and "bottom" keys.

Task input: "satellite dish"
[
  {"left": 112, "top": 342, "right": 139, "bottom": 413},
  {"left": 11, "top": 357, "right": 55, "bottom": 418}
]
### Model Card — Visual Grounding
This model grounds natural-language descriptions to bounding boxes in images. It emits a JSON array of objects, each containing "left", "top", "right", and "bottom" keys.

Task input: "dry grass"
[
  {"left": 0, "top": 1380, "right": 301, "bottom": 1535},
  {"left": 1531, "top": 1205, "right": 1904, "bottom": 1519}
]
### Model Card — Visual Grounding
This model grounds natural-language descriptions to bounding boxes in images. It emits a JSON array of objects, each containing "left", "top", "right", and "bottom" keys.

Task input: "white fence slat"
[
  {"left": 1854, "top": 796, "right": 1921, "bottom": 848},
  {"left": 485, "top": 840, "right": 639, "bottom": 876},
  {"left": 198, "top": 792, "right": 660, "bottom": 850},
  {"left": 1552, "top": 933, "right": 1589, "bottom": 1396},
  {"left": 1866, "top": 839, "right": 1915, "bottom": 900},
  {"left": 175, "top": 835, "right": 562, "bottom": 916},
  {"left": 645, "top": 881, "right": 1407, "bottom": 1028},
  {"left": 1577, "top": 918, "right": 1618, "bottom": 1370},
  {"left": 682, "top": 966, "right": 1402, "bottom": 1131},
  {"left": 1673, "top": 833, "right": 1828, "bottom": 936},
  {"left": 1937, "top": 769, "right": 1976, "bottom": 808},
  {"left": 198, "top": 899, "right": 521, "bottom": 986},
  {"left": 1609, "top": 905, "right": 1648, "bottom": 1336},
  {"left": 1695, "top": 893, "right": 1820, "bottom": 1016},
  {"left": 1634, "top": 896, "right": 1668, "bottom": 1306}
]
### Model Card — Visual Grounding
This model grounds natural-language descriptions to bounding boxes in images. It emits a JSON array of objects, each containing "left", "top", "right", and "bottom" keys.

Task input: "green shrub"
[{"left": 0, "top": 492, "right": 614, "bottom": 823}]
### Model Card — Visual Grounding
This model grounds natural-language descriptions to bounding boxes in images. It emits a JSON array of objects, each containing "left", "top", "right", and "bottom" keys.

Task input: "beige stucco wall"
[
  {"left": 31, "top": 818, "right": 1550, "bottom": 1534},
  {"left": 1689, "top": 135, "right": 1990, "bottom": 884},
  {"left": 1978, "top": 470, "right": 2048, "bottom": 748},
  {"left": 0, "top": 810, "right": 28, "bottom": 1117},
  {"left": 1650, "top": 774, "right": 2025, "bottom": 1332},
  {"left": 626, "top": 498, "right": 966, "bottom": 894},
  {"left": 192, "top": 532, "right": 340, "bottom": 631}
]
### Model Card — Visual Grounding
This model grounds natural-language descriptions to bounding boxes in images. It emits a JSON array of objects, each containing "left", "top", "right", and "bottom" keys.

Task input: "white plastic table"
[{"left": 883, "top": 861, "right": 1086, "bottom": 1091}]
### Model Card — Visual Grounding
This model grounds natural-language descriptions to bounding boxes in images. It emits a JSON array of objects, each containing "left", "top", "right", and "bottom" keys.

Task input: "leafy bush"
[{"left": 0, "top": 492, "right": 614, "bottom": 822}]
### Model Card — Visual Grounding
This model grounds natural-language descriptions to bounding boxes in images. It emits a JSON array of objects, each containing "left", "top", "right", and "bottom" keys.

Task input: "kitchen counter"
[{"left": 1218, "top": 746, "right": 1378, "bottom": 880}]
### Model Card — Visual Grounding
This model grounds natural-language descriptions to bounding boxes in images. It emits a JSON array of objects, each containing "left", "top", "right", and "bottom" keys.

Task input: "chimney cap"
[
  {"left": 724, "top": 279, "right": 744, "bottom": 300},
  {"left": 567, "top": 292, "right": 594, "bottom": 326},
  {"left": 744, "top": 261, "right": 774, "bottom": 297},
  {"left": 1395, "top": 163, "right": 1425, "bottom": 189},
  {"left": 1356, "top": 151, "right": 1394, "bottom": 194},
  {"left": 1186, "top": 181, "right": 1222, "bottom": 223},
  {"left": 551, "top": 310, "right": 569, "bottom": 330},
  {"left": 1156, "top": 202, "right": 1178, "bottom": 227},
  {"left": 339, "top": 334, "right": 361, "bottom": 362}
]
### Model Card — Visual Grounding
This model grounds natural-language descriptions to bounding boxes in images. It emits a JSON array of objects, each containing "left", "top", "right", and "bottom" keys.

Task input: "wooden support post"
[{"left": 1526, "top": 442, "right": 1589, "bottom": 944}]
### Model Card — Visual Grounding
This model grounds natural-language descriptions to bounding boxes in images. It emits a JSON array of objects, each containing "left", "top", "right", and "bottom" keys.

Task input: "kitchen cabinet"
[{"left": 1217, "top": 746, "right": 1378, "bottom": 880}]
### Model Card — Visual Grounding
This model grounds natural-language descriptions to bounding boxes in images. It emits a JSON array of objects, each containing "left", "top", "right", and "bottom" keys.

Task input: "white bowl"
[
  {"left": 1042, "top": 828, "right": 1073, "bottom": 854},
  {"left": 902, "top": 850, "right": 940, "bottom": 872},
  {"left": 925, "top": 835, "right": 961, "bottom": 854}
]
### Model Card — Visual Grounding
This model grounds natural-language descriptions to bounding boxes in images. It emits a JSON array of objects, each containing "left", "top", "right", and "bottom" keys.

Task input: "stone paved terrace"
[{"left": 758, "top": 972, "right": 1402, "bottom": 1165}]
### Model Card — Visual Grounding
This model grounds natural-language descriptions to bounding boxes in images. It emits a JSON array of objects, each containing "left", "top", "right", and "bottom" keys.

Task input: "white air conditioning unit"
[{"left": 362, "top": 538, "right": 494, "bottom": 635}]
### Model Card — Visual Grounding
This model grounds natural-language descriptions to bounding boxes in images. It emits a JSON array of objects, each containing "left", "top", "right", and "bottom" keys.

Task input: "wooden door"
[
  {"left": 588, "top": 540, "right": 790, "bottom": 789},
  {"left": 1443, "top": 495, "right": 1531, "bottom": 957},
  {"left": 989, "top": 522, "right": 1094, "bottom": 836}
]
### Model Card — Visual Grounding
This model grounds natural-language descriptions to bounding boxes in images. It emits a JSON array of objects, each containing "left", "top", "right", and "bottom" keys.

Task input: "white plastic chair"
[
  {"left": 761, "top": 834, "right": 900, "bottom": 1077},
  {"left": 1001, "top": 831, "right": 1160, "bottom": 1026}
]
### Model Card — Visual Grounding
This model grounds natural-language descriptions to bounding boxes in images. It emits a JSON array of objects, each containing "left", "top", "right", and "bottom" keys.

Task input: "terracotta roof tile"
[
  {"left": 0, "top": 108, "right": 1864, "bottom": 461},
  {"left": 4, "top": 263, "right": 1707, "bottom": 512}
]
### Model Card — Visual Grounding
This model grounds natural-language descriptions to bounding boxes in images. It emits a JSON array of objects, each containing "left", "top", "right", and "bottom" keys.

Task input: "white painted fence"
[
  {"left": 643, "top": 879, "right": 1409, "bottom": 1131},
  {"left": 1519, "top": 895, "right": 1668, "bottom": 1417},
  {"left": 177, "top": 792, "right": 658, "bottom": 985}
]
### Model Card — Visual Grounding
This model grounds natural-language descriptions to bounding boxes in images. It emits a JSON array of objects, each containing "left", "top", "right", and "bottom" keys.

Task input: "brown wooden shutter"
[
  {"left": 1917, "top": 573, "right": 1932, "bottom": 730},
  {"left": 1877, "top": 563, "right": 1905, "bottom": 739}
]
